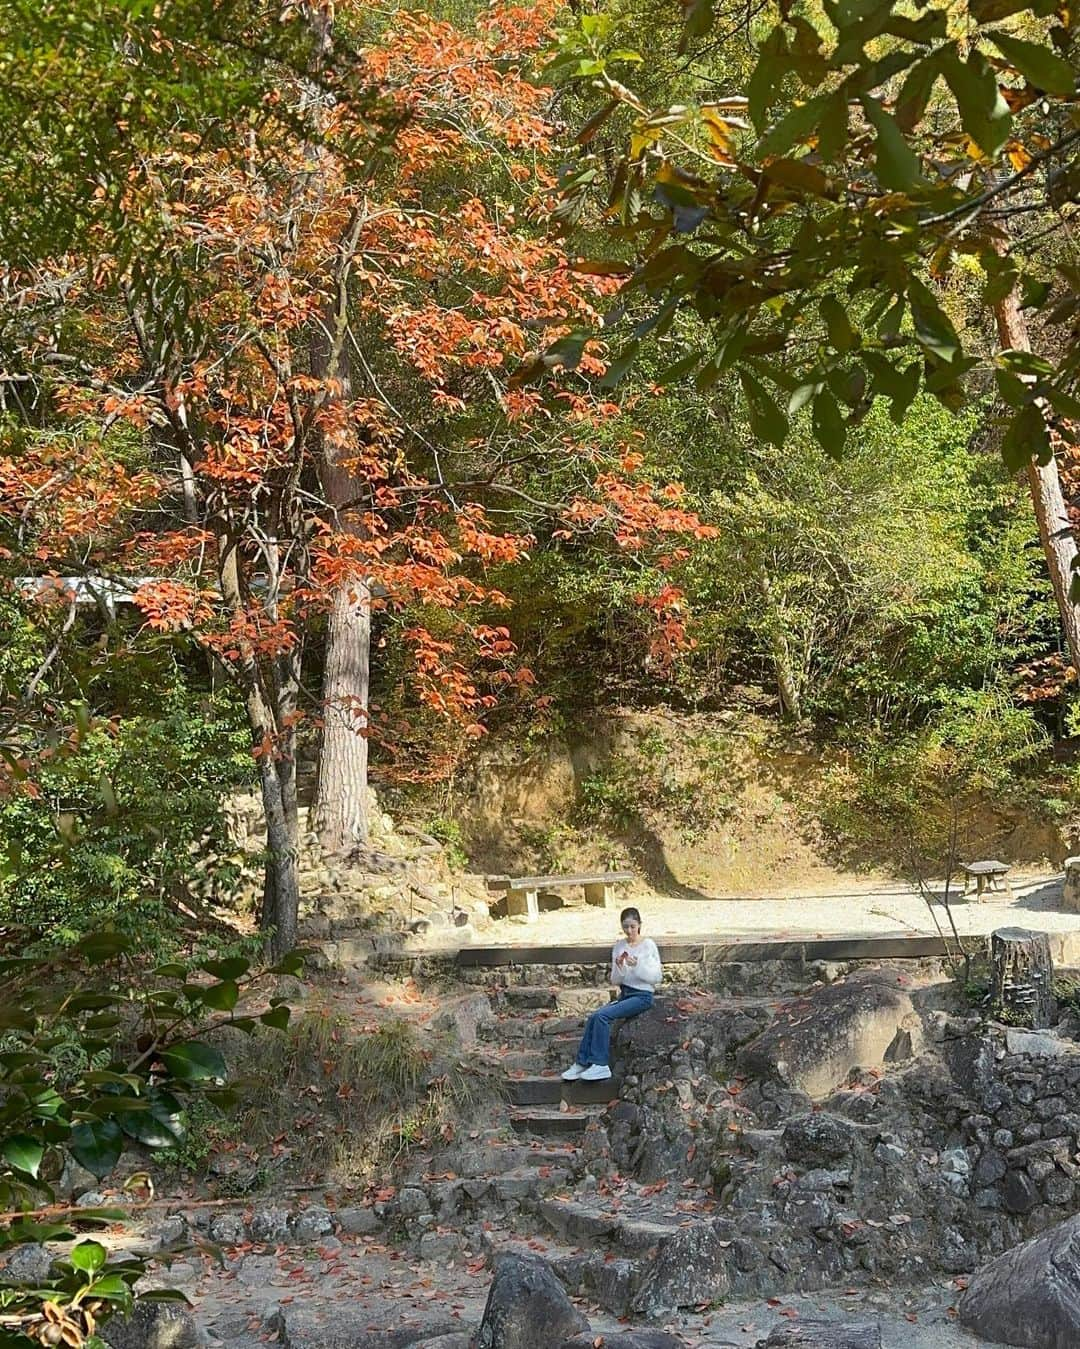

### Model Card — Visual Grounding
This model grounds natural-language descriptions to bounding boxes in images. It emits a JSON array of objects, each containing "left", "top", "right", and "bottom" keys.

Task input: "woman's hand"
[{"left": 625, "top": 954, "right": 637, "bottom": 967}]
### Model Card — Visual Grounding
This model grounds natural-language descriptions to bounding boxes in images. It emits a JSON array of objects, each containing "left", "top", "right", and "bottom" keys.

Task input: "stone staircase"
[{"left": 407, "top": 979, "right": 733, "bottom": 1317}]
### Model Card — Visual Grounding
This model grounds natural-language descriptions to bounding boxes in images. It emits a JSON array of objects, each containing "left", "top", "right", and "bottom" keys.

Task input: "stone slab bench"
[
  {"left": 486, "top": 871, "right": 634, "bottom": 923},
  {"left": 960, "top": 859, "right": 1013, "bottom": 900}
]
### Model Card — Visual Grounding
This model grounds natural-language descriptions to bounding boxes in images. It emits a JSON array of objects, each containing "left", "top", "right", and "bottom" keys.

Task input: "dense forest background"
[{"left": 3, "top": 0, "right": 1079, "bottom": 952}]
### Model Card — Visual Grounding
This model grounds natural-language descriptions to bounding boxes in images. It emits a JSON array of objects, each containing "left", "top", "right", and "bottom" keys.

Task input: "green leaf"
[
  {"left": 655, "top": 350, "right": 704, "bottom": 383},
  {"left": 747, "top": 29, "right": 789, "bottom": 129},
  {"left": 77, "top": 931, "right": 129, "bottom": 966},
  {"left": 70, "top": 1120, "right": 122, "bottom": 1178},
  {"left": 739, "top": 368, "right": 788, "bottom": 446},
  {"left": 119, "top": 1090, "right": 183, "bottom": 1149},
  {"left": 599, "top": 340, "right": 640, "bottom": 388},
  {"left": 990, "top": 32, "right": 1075, "bottom": 95},
  {"left": 159, "top": 1042, "right": 226, "bottom": 1083},
  {"left": 259, "top": 1005, "right": 291, "bottom": 1031},
  {"left": 942, "top": 49, "right": 1011, "bottom": 158},
  {"left": 1046, "top": 385, "right": 1080, "bottom": 420},
  {"left": 908, "top": 277, "right": 961, "bottom": 362},
  {"left": 200, "top": 957, "right": 250, "bottom": 981},
  {"left": 267, "top": 950, "right": 307, "bottom": 977},
  {"left": 759, "top": 93, "right": 830, "bottom": 158},
  {"left": 789, "top": 380, "right": 823, "bottom": 415},
  {"left": 87, "top": 1273, "right": 133, "bottom": 1301},
  {"left": 862, "top": 98, "right": 921, "bottom": 190},
  {"left": 895, "top": 53, "right": 943, "bottom": 133},
  {"left": 2, "top": 1134, "right": 43, "bottom": 1178},
  {"left": 812, "top": 388, "right": 847, "bottom": 456},
  {"left": 199, "top": 981, "right": 239, "bottom": 1013},
  {"left": 1002, "top": 402, "right": 1051, "bottom": 469},
  {"left": 69, "top": 1240, "right": 107, "bottom": 1275},
  {"left": 819, "top": 295, "right": 856, "bottom": 352},
  {"left": 816, "top": 91, "right": 849, "bottom": 162},
  {"left": 152, "top": 963, "right": 189, "bottom": 980}
]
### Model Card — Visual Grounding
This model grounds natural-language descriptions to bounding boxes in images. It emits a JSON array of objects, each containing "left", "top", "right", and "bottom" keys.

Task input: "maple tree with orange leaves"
[{"left": 0, "top": 0, "right": 713, "bottom": 956}]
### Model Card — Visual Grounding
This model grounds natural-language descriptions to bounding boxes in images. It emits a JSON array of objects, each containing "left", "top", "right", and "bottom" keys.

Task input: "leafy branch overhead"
[{"left": 547, "top": 0, "right": 1080, "bottom": 463}]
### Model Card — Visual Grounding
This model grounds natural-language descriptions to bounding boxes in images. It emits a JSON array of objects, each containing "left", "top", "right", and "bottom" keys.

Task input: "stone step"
[
  {"left": 500, "top": 985, "right": 559, "bottom": 1009},
  {"left": 507, "top": 1074, "right": 621, "bottom": 1108},
  {"left": 482, "top": 1013, "right": 586, "bottom": 1042},
  {"left": 509, "top": 1105, "right": 605, "bottom": 1138},
  {"left": 538, "top": 1195, "right": 688, "bottom": 1253},
  {"left": 481, "top": 1231, "right": 639, "bottom": 1315}
]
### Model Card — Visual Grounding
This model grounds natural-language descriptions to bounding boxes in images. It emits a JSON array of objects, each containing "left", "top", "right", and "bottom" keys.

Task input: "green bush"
[{"left": 0, "top": 673, "right": 254, "bottom": 947}]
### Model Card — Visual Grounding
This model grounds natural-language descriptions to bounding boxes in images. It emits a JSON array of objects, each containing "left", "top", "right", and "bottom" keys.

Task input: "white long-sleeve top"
[{"left": 610, "top": 937, "right": 663, "bottom": 993}]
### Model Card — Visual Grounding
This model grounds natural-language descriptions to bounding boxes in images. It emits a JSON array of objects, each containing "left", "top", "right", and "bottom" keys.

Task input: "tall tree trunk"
[
  {"left": 993, "top": 282, "right": 1080, "bottom": 676},
  {"left": 314, "top": 573, "right": 370, "bottom": 852}
]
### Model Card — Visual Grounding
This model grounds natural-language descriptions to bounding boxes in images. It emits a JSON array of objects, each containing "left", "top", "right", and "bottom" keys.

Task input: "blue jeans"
[{"left": 576, "top": 989, "right": 654, "bottom": 1067}]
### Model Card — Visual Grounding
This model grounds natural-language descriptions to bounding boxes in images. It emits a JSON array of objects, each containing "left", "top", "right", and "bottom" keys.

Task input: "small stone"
[
  {"left": 1019, "top": 1123, "right": 1043, "bottom": 1143},
  {"left": 0, "top": 1243, "right": 52, "bottom": 1287},
  {"left": 250, "top": 1207, "right": 290, "bottom": 1244},
  {"left": 974, "top": 1149, "right": 1007, "bottom": 1186},
  {"left": 290, "top": 1206, "right": 334, "bottom": 1243},
  {"left": 419, "top": 1231, "right": 463, "bottom": 1262},
  {"left": 102, "top": 1301, "right": 198, "bottom": 1349},
  {"left": 1028, "top": 1157, "right": 1057, "bottom": 1183},
  {"left": 336, "top": 1206, "right": 381, "bottom": 1236},
  {"left": 975, "top": 1187, "right": 1002, "bottom": 1210},
  {"left": 398, "top": 1186, "right": 429, "bottom": 1217},
  {"left": 1044, "top": 1174, "right": 1076, "bottom": 1207},
  {"left": 1003, "top": 1169, "right": 1040, "bottom": 1214},
  {"left": 992, "top": 1129, "right": 1015, "bottom": 1149},
  {"left": 209, "top": 1213, "right": 246, "bottom": 1246}
]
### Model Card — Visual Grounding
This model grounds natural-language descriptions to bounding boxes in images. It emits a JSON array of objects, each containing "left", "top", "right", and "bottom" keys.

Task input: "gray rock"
[
  {"left": 409, "top": 1337, "right": 471, "bottom": 1349},
  {"left": 336, "top": 1205, "right": 382, "bottom": 1235},
  {"left": 960, "top": 1213, "right": 1080, "bottom": 1347},
  {"left": 290, "top": 1206, "right": 334, "bottom": 1243},
  {"left": 631, "top": 1219, "right": 733, "bottom": 1316},
  {"left": 1003, "top": 1169, "right": 1040, "bottom": 1215},
  {"left": 418, "top": 1231, "right": 463, "bottom": 1262},
  {"left": 102, "top": 1301, "right": 199, "bottom": 1349},
  {"left": 736, "top": 971, "right": 916, "bottom": 1098},
  {"left": 476, "top": 1253, "right": 589, "bottom": 1349},
  {"left": 398, "top": 1187, "right": 430, "bottom": 1218},
  {"left": 209, "top": 1212, "right": 246, "bottom": 1245},
  {"left": 756, "top": 1323, "right": 882, "bottom": 1348},
  {"left": 1045, "top": 1174, "right": 1076, "bottom": 1207},
  {"left": 434, "top": 992, "right": 496, "bottom": 1049},
  {"left": 1005, "top": 1029, "right": 1079, "bottom": 1058},
  {"left": 782, "top": 1113, "right": 865, "bottom": 1167},
  {"left": 249, "top": 1206, "right": 291, "bottom": 1244},
  {"left": 974, "top": 1149, "right": 1007, "bottom": 1186},
  {"left": 562, "top": 1333, "right": 687, "bottom": 1348},
  {"left": 272, "top": 1305, "right": 460, "bottom": 1349},
  {"left": 0, "top": 1243, "right": 52, "bottom": 1286}
]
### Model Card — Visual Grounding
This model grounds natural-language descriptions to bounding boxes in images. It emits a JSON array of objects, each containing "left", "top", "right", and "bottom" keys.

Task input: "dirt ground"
[{"left": 472, "top": 870, "right": 1080, "bottom": 948}]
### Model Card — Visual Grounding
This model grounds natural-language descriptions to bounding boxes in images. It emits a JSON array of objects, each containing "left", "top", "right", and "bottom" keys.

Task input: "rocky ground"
[{"left": 21, "top": 944, "right": 1080, "bottom": 1349}]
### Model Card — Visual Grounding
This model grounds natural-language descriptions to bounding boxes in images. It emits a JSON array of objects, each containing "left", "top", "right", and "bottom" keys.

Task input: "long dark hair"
[{"left": 620, "top": 907, "right": 642, "bottom": 928}]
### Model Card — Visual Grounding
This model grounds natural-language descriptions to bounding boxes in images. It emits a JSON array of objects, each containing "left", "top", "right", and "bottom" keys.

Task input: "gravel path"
[{"left": 476, "top": 872, "right": 1080, "bottom": 950}]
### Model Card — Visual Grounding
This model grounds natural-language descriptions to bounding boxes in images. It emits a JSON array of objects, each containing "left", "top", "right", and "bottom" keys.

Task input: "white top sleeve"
[
  {"left": 611, "top": 938, "right": 662, "bottom": 991},
  {"left": 630, "top": 938, "right": 663, "bottom": 990}
]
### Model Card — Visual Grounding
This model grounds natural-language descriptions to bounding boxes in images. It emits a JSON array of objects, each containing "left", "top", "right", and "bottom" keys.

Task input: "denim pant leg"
[{"left": 576, "top": 991, "right": 653, "bottom": 1066}]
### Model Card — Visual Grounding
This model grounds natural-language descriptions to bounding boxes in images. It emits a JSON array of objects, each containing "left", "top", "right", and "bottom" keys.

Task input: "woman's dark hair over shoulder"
[{"left": 620, "top": 906, "right": 642, "bottom": 925}]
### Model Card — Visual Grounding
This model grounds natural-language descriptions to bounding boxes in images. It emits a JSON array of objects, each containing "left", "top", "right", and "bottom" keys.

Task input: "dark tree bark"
[{"left": 991, "top": 927, "right": 1057, "bottom": 1028}]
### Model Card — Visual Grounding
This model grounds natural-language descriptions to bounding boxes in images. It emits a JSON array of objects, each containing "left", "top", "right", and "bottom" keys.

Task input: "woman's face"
[{"left": 621, "top": 916, "right": 641, "bottom": 941}]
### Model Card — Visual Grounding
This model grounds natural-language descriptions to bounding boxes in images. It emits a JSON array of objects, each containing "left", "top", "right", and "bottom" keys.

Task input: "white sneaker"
[
  {"left": 580, "top": 1064, "right": 612, "bottom": 1082},
  {"left": 561, "top": 1063, "right": 586, "bottom": 1081}
]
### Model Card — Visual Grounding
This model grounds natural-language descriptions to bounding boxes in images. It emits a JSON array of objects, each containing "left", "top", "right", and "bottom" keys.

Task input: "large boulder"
[
  {"left": 959, "top": 1213, "right": 1080, "bottom": 1347},
  {"left": 269, "top": 1306, "right": 460, "bottom": 1349},
  {"left": 736, "top": 971, "right": 916, "bottom": 1099},
  {"left": 476, "top": 1254, "right": 589, "bottom": 1349},
  {"left": 630, "top": 1220, "right": 733, "bottom": 1317}
]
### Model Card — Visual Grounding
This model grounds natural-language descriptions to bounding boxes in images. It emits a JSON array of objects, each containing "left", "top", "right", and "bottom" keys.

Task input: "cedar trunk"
[
  {"left": 992, "top": 284, "right": 1080, "bottom": 677},
  {"left": 990, "top": 927, "right": 1056, "bottom": 1029},
  {"left": 314, "top": 574, "right": 371, "bottom": 852}
]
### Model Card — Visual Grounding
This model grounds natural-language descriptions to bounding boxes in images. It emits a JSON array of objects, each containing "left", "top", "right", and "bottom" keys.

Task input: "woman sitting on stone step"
[{"left": 562, "top": 907, "right": 662, "bottom": 1083}]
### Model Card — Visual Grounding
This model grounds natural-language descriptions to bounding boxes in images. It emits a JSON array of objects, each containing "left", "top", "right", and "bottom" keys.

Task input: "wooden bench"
[
  {"left": 486, "top": 871, "right": 634, "bottom": 923},
  {"left": 960, "top": 860, "right": 1013, "bottom": 901}
]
